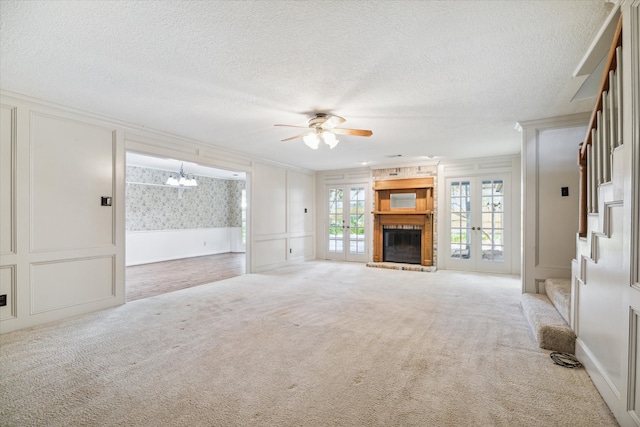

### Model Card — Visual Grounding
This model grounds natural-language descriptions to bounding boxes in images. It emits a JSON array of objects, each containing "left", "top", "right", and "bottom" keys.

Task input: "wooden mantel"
[{"left": 372, "top": 177, "right": 434, "bottom": 266}]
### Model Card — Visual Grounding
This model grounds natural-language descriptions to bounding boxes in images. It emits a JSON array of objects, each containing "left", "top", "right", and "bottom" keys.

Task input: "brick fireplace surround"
[{"left": 372, "top": 177, "right": 434, "bottom": 266}]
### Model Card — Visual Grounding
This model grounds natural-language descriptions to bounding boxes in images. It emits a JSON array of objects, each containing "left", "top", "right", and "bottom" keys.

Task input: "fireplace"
[
  {"left": 372, "top": 177, "right": 434, "bottom": 266},
  {"left": 383, "top": 226, "right": 422, "bottom": 264}
]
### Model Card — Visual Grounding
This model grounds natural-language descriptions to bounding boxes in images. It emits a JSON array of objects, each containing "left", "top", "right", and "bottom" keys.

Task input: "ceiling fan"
[{"left": 274, "top": 113, "right": 373, "bottom": 150}]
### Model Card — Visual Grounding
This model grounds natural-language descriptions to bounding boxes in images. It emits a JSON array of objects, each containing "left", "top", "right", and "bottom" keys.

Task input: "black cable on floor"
[{"left": 550, "top": 352, "right": 582, "bottom": 368}]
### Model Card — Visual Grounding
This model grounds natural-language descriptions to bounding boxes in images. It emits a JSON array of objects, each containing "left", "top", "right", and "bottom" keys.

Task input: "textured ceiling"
[{"left": 0, "top": 1, "right": 613, "bottom": 171}]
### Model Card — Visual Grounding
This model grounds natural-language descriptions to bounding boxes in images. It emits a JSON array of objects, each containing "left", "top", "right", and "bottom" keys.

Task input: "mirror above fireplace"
[{"left": 390, "top": 193, "right": 417, "bottom": 209}]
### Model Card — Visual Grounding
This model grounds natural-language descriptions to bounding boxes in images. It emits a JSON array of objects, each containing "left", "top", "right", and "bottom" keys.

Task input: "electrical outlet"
[
  {"left": 0, "top": 294, "right": 7, "bottom": 307},
  {"left": 561, "top": 187, "right": 569, "bottom": 197}
]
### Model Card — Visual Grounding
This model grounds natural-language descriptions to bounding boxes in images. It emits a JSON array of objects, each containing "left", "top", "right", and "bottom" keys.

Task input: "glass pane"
[
  {"left": 482, "top": 246, "right": 493, "bottom": 261},
  {"left": 482, "top": 181, "right": 492, "bottom": 195},
  {"left": 482, "top": 197, "right": 492, "bottom": 212},
  {"left": 390, "top": 193, "right": 416, "bottom": 209},
  {"left": 451, "top": 182, "right": 460, "bottom": 197},
  {"left": 328, "top": 188, "right": 343, "bottom": 253},
  {"left": 348, "top": 187, "right": 366, "bottom": 255},
  {"left": 493, "top": 230, "right": 503, "bottom": 245},
  {"left": 449, "top": 180, "right": 472, "bottom": 261},
  {"left": 492, "top": 196, "right": 503, "bottom": 212},
  {"left": 482, "top": 212, "right": 492, "bottom": 228},
  {"left": 461, "top": 182, "right": 470, "bottom": 196},
  {"left": 493, "top": 246, "right": 504, "bottom": 262},
  {"left": 493, "top": 213, "right": 503, "bottom": 228}
]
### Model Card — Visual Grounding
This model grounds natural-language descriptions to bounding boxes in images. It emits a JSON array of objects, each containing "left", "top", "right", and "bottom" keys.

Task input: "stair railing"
[{"left": 578, "top": 15, "right": 623, "bottom": 238}]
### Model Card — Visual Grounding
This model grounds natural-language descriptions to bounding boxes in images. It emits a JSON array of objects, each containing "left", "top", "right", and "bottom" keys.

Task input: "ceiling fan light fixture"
[
  {"left": 303, "top": 133, "right": 320, "bottom": 149},
  {"left": 323, "top": 132, "right": 339, "bottom": 149},
  {"left": 275, "top": 113, "right": 371, "bottom": 149}
]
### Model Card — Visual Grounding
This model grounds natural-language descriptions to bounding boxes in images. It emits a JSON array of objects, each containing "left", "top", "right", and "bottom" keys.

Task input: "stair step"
[
  {"left": 522, "top": 293, "right": 575, "bottom": 353},
  {"left": 544, "top": 278, "right": 571, "bottom": 325}
]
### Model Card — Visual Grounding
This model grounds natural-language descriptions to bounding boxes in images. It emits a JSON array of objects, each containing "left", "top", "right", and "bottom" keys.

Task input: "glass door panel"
[
  {"left": 449, "top": 181, "right": 471, "bottom": 260},
  {"left": 328, "top": 188, "right": 343, "bottom": 254},
  {"left": 326, "top": 185, "right": 367, "bottom": 262},
  {"left": 349, "top": 187, "right": 366, "bottom": 255},
  {"left": 481, "top": 180, "right": 504, "bottom": 263}
]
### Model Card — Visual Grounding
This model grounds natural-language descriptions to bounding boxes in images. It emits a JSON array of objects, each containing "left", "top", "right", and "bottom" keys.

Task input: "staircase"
[
  {"left": 522, "top": 278, "right": 575, "bottom": 353},
  {"left": 521, "top": 14, "right": 624, "bottom": 356}
]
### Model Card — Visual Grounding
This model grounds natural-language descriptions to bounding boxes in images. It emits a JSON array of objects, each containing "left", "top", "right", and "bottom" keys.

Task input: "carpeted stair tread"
[
  {"left": 545, "top": 278, "right": 571, "bottom": 325},
  {"left": 522, "top": 293, "right": 575, "bottom": 354}
]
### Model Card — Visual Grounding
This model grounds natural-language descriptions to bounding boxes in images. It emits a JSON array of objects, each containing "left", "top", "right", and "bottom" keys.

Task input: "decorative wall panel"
[
  {"left": 289, "top": 236, "right": 313, "bottom": 259},
  {"left": 31, "top": 256, "right": 114, "bottom": 314},
  {"left": 288, "top": 171, "right": 314, "bottom": 234},
  {"left": 253, "top": 163, "right": 286, "bottom": 236},
  {"left": 30, "top": 113, "right": 115, "bottom": 252},
  {"left": 0, "top": 105, "right": 16, "bottom": 255},
  {"left": 0, "top": 265, "right": 16, "bottom": 320},
  {"left": 254, "top": 239, "right": 287, "bottom": 267}
]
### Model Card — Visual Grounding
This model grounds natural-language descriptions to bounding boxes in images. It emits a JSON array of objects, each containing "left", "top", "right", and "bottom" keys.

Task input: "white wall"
[
  {"left": 126, "top": 227, "right": 243, "bottom": 266},
  {"left": 520, "top": 113, "right": 589, "bottom": 293},
  {"left": 0, "top": 91, "right": 315, "bottom": 333},
  {"left": 0, "top": 95, "right": 126, "bottom": 332},
  {"left": 251, "top": 162, "right": 315, "bottom": 272}
]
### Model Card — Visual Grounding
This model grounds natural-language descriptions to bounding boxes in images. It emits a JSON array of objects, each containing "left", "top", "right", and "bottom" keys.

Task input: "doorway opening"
[
  {"left": 444, "top": 175, "right": 509, "bottom": 273},
  {"left": 125, "top": 152, "right": 247, "bottom": 301}
]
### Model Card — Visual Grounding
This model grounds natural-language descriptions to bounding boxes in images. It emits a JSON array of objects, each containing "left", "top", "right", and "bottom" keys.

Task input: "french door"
[
  {"left": 326, "top": 185, "right": 367, "bottom": 262},
  {"left": 445, "top": 175, "right": 510, "bottom": 273}
]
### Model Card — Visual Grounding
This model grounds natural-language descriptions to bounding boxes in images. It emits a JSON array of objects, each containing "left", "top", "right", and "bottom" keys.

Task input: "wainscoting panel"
[
  {"left": 30, "top": 256, "right": 115, "bottom": 314},
  {"left": 253, "top": 238, "right": 287, "bottom": 270},
  {"left": 252, "top": 163, "right": 287, "bottom": 236},
  {"left": 0, "top": 265, "right": 16, "bottom": 320},
  {"left": 30, "top": 113, "right": 115, "bottom": 252},
  {"left": 0, "top": 104, "right": 16, "bottom": 256},
  {"left": 126, "top": 228, "right": 234, "bottom": 266},
  {"left": 289, "top": 235, "right": 314, "bottom": 260},
  {"left": 288, "top": 170, "right": 314, "bottom": 234},
  {"left": 629, "top": 308, "right": 640, "bottom": 423}
]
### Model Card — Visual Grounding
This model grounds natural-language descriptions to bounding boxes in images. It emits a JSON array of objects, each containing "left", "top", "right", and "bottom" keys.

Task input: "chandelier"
[{"left": 166, "top": 163, "right": 197, "bottom": 187}]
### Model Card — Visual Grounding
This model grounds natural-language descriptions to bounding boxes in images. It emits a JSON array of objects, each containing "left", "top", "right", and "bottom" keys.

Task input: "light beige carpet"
[{"left": 0, "top": 261, "right": 617, "bottom": 426}]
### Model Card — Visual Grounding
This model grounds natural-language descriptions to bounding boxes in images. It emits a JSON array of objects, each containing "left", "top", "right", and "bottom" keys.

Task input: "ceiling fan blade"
[
  {"left": 281, "top": 132, "right": 313, "bottom": 142},
  {"left": 320, "top": 114, "right": 346, "bottom": 129},
  {"left": 274, "top": 124, "right": 309, "bottom": 129},
  {"left": 331, "top": 128, "right": 373, "bottom": 137}
]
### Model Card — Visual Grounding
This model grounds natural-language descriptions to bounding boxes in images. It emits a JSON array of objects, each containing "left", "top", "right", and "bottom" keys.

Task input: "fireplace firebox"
[{"left": 383, "top": 227, "right": 422, "bottom": 264}]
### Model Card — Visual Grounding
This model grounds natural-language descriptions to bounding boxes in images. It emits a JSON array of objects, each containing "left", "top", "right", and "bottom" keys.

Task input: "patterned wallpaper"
[{"left": 126, "top": 166, "right": 245, "bottom": 231}]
